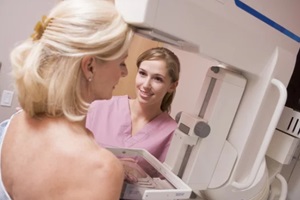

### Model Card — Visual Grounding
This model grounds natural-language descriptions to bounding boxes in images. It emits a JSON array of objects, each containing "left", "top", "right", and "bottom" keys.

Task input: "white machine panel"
[
  {"left": 237, "top": 0, "right": 299, "bottom": 39},
  {"left": 115, "top": 0, "right": 300, "bottom": 199},
  {"left": 108, "top": 148, "right": 192, "bottom": 200}
]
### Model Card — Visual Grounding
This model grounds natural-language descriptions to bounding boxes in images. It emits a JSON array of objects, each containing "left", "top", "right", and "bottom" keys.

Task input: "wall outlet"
[{"left": 0, "top": 90, "right": 14, "bottom": 107}]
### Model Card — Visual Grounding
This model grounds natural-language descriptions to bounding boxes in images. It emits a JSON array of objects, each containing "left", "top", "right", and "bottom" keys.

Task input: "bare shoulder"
[
  {"left": 59, "top": 139, "right": 125, "bottom": 200},
  {"left": 52, "top": 123, "right": 125, "bottom": 200},
  {"left": 4, "top": 114, "right": 125, "bottom": 200},
  {"left": 40, "top": 140, "right": 125, "bottom": 200},
  {"left": 83, "top": 147, "right": 124, "bottom": 199}
]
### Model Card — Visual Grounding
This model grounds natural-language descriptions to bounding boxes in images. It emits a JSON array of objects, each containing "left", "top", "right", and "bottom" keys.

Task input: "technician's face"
[
  {"left": 91, "top": 53, "right": 128, "bottom": 100},
  {"left": 135, "top": 60, "right": 175, "bottom": 108}
]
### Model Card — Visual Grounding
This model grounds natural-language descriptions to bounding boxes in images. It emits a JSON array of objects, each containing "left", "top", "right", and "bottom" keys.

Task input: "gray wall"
[{"left": 0, "top": 0, "right": 56, "bottom": 121}]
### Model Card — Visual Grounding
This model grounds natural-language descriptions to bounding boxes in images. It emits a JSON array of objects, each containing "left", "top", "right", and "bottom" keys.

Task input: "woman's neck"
[{"left": 130, "top": 99, "right": 162, "bottom": 122}]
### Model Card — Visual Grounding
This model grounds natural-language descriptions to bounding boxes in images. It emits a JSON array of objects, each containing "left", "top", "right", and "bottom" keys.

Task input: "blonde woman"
[{"left": 0, "top": 0, "right": 133, "bottom": 199}]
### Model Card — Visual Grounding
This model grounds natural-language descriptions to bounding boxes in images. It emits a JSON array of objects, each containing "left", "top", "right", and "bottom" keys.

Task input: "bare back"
[{"left": 1, "top": 111, "right": 124, "bottom": 200}]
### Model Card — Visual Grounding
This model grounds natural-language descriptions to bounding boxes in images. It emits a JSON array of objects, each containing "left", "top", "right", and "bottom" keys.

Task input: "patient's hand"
[{"left": 120, "top": 158, "right": 147, "bottom": 183}]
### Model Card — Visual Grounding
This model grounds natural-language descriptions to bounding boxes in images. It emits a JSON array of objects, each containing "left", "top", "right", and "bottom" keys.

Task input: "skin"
[
  {"left": 2, "top": 54, "right": 129, "bottom": 200},
  {"left": 81, "top": 54, "right": 128, "bottom": 102},
  {"left": 129, "top": 60, "right": 177, "bottom": 136}
]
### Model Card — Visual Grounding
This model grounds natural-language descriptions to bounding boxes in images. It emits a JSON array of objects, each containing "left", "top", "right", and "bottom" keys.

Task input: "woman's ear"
[
  {"left": 168, "top": 81, "right": 178, "bottom": 93},
  {"left": 81, "top": 56, "right": 94, "bottom": 81}
]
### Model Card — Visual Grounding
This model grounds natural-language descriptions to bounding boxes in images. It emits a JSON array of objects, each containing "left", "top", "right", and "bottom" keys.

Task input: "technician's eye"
[
  {"left": 138, "top": 70, "right": 147, "bottom": 76},
  {"left": 154, "top": 77, "right": 163, "bottom": 82}
]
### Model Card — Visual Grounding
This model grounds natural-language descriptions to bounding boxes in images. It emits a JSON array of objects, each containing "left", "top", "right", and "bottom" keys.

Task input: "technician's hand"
[{"left": 120, "top": 158, "right": 147, "bottom": 183}]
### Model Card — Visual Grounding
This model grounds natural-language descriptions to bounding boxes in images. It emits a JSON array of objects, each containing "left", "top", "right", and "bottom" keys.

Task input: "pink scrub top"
[{"left": 86, "top": 95, "right": 177, "bottom": 163}]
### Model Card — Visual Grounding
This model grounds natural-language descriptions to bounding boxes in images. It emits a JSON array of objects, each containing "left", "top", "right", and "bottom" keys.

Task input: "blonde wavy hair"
[{"left": 10, "top": 0, "right": 133, "bottom": 121}]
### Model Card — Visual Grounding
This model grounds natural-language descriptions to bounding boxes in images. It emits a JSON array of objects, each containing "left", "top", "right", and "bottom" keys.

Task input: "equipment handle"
[
  {"left": 276, "top": 173, "right": 288, "bottom": 200},
  {"left": 232, "top": 78, "right": 287, "bottom": 189}
]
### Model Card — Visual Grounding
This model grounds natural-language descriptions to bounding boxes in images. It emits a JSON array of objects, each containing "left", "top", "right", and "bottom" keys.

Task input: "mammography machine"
[{"left": 114, "top": 0, "right": 300, "bottom": 199}]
